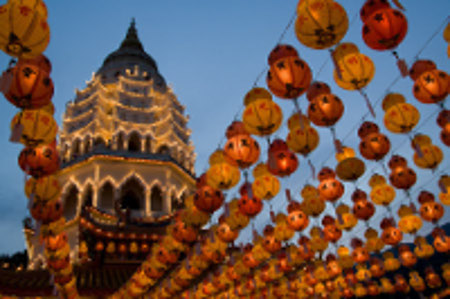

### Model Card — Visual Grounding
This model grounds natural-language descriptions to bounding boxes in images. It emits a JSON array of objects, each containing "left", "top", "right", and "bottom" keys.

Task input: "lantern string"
[
  {"left": 413, "top": 15, "right": 450, "bottom": 60},
  {"left": 276, "top": 10, "right": 298, "bottom": 45}
]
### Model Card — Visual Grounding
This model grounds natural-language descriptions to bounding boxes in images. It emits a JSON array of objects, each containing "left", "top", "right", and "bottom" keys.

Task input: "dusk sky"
[{"left": 0, "top": 0, "right": 449, "bottom": 254}]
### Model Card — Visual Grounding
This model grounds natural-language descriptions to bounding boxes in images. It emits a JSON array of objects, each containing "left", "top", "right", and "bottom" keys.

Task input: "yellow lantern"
[
  {"left": 206, "top": 150, "right": 240, "bottom": 190},
  {"left": 438, "top": 175, "right": 450, "bottom": 205},
  {"left": 414, "top": 236, "right": 434, "bottom": 259},
  {"left": 181, "top": 195, "right": 210, "bottom": 227},
  {"left": 242, "top": 87, "right": 283, "bottom": 136},
  {"left": 273, "top": 213, "right": 295, "bottom": 242},
  {"left": 337, "top": 246, "right": 354, "bottom": 269},
  {"left": 382, "top": 93, "right": 420, "bottom": 134},
  {"left": 286, "top": 113, "right": 320, "bottom": 156},
  {"left": 397, "top": 205, "right": 423, "bottom": 234},
  {"left": 10, "top": 108, "right": 57, "bottom": 147},
  {"left": 252, "top": 163, "right": 280, "bottom": 200},
  {"left": 25, "top": 175, "right": 61, "bottom": 202},
  {"left": 368, "top": 174, "right": 396, "bottom": 206},
  {"left": 0, "top": 1, "right": 50, "bottom": 58},
  {"left": 411, "top": 134, "right": 443, "bottom": 169},
  {"left": 383, "top": 252, "right": 400, "bottom": 272},
  {"left": 295, "top": 0, "right": 349, "bottom": 50},
  {"left": 310, "top": 226, "right": 328, "bottom": 252},
  {"left": 225, "top": 198, "right": 250, "bottom": 230},
  {"left": 301, "top": 185, "right": 325, "bottom": 217},
  {"left": 335, "top": 204, "right": 358, "bottom": 231},
  {"left": 364, "top": 228, "right": 384, "bottom": 253},
  {"left": 333, "top": 46, "right": 375, "bottom": 90},
  {"left": 335, "top": 146, "right": 365, "bottom": 182}
]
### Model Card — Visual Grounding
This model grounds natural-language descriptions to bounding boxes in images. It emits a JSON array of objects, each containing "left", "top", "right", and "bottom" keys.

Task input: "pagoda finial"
[
  {"left": 131, "top": 17, "right": 136, "bottom": 28},
  {"left": 120, "top": 18, "right": 143, "bottom": 51}
]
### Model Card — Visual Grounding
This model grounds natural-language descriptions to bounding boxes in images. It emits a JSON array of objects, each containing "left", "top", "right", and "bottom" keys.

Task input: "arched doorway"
[
  {"left": 98, "top": 181, "right": 115, "bottom": 212},
  {"left": 63, "top": 185, "right": 79, "bottom": 220},
  {"left": 128, "top": 132, "right": 141, "bottom": 152},
  {"left": 119, "top": 177, "right": 145, "bottom": 211},
  {"left": 151, "top": 185, "right": 163, "bottom": 212}
]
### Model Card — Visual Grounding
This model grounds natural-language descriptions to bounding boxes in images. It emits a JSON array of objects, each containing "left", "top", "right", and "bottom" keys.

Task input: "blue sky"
[{"left": 0, "top": 0, "right": 449, "bottom": 254}]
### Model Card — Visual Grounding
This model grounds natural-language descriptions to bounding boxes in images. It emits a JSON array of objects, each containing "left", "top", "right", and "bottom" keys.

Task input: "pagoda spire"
[{"left": 119, "top": 18, "right": 144, "bottom": 51}]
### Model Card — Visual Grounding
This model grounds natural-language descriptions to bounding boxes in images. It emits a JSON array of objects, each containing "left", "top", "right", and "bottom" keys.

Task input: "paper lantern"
[
  {"left": 31, "top": 198, "right": 62, "bottom": 224},
  {"left": 365, "top": 228, "right": 384, "bottom": 253},
  {"left": 295, "top": 0, "right": 349, "bottom": 49},
  {"left": 242, "top": 87, "right": 283, "bottom": 136},
  {"left": 351, "top": 238, "right": 369, "bottom": 264},
  {"left": 380, "top": 218, "right": 403, "bottom": 246},
  {"left": 335, "top": 204, "right": 358, "bottom": 231},
  {"left": 262, "top": 225, "right": 281, "bottom": 254},
  {"left": 418, "top": 191, "right": 444, "bottom": 223},
  {"left": 383, "top": 252, "right": 400, "bottom": 272},
  {"left": 358, "top": 121, "right": 390, "bottom": 161},
  {"left": 252, "top": 163, "right": 280, "bottom": 200},
  {"left": 0, "top": 1, "right": 50, "bottom": 58},
  {"left": 322, "top": 215, "right": 342, "bottom": 243},
  {"left": 172, "top": 221, "right": 197, "bottom": 243},
  {"left": 10, "top": 108, "right": 57, "bottom": 147},
  {"left": 397, "top": 204, "right": 423, "bottom": 234},
  {"left": 411, "top": 134, "right": 443, "bottom": 169},
  {"left": 267, "top": 139, "right": 299, "bottom": 177},
  {"left": 216, "top": 218, "right": 238, "bottom": 243},
  {"left": 206, "top": 150, "right": 240, "bottom": 190},
  {"left": 266, "top": 56, "right": 312, "bottom": 99},
  {"left": 409, "top": 272, "right": 426, "bottom": 292},
  {"left": 25, "top": 174, "right": 60, "bottom": 202},
  {"left": 317, "top": 167, "right": 344, "bottom": 203},
  {"left": 409, "top": 59, "right": 437, "bottom": 81},
  {"left": 413, "top": 69, "right": 449, "bottom": 104},
  {"left": 18, "top": 141, "right": 60, "bottom": 177},
  {"left": 362, "top": 8, "right": 408, "bottom": 50},
  {"left": 333, "top": 50, "right": 375, "bottom": 91},
  {"left": 388, "top": 155, "right": 416, "bottom": 190},
  {"left": 306, "top": 81, "right": 331, "bottom": 101},
  {"left": 3, "top": 61, "right": 53, "bottom": 109},
  {"left": 238, "top": 192, "right": 263, "bottom": 217},
  {"left": 194, "top": 186, "right": 224, "bottom": 213},
  {"left": 267, "top": 44, "right": 299, "bottom": 66},
  {"left": 310, "top": 226, "right": 329, "bottom": 253},
  {"left": 382, "top": 93, "right": 420, "bottom": 134},
  {"left": 308, "top": 93, "right": 344, "bottom": 127},
  {"left": 414, "top": 236, "right": 435, "bottom": 259},
  {"left": 398, "top": 245, "right": 417, "bottom": 268},
  {"left": 286, "top": 201, "right": 309, "bottom": 231},
  {"left": 335, "top": 146, "right": 365, "bottom": 181},
  {"left": 225, "top": 120, "right": 248, "bottom": 139},
  {"left": 286, "top": 119, "right": 320, "bottom": 155},
  {"left": 351, "top": 189, "right": 375, "bottom": 221},
  {"left": 368, "top": 174, "right": 396, "bottom": 207},
  {"left": 224, "top": 134, "right": 260, "bottom": 169}
]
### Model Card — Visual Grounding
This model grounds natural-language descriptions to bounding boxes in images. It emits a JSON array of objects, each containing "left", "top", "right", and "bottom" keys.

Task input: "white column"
[
  {"left": 93, "top": 164, "right": 100, "bottom": 207},
  {"left": 145, "top": 187, "right": 151, "bottom": 217}
]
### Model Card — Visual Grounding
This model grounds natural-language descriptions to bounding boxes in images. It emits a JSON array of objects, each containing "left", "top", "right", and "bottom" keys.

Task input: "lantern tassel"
[
  {"left": 285, "top": 189, "right": 292, "bottom": 202},
  {"left": 330, "top": 48, "right": 343, "bottom": 80},
  {"left": 307, "top": 159, "right": 316, "bottom": 180},
  {"left": 359, "top": 89, "right": 376, "bottom": 118}
]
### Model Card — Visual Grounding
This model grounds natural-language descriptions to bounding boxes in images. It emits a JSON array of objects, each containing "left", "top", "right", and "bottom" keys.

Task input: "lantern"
[
  {"left": 413, "top": 69, "right": 449, "bottom": 104},
  {"left": 364, "top": 228, "right": 384, "bottom": 253},
  {"left": 18, "top": 141, "right": 60, "bottom": 177},
  {"left": 286, "top": 114, "right": 319, "bottom": 156},
  {"left": 25, "top": 174, "right": 60, "bottom": 202},
  {"left": 262, "top": 225, "right": 281, "bottom": 254},
  {"left": 266, "top": 55, "right": 312, "bottom": 99},
  {"left": 418, "top": 191, "right": 444, "bottom": 223},
  {"left": 409, "top": 59, "right": 437, "bottom": 81},
  {"left": 358, "top": 121, "right": 390, "bottom": 161},
  {"left": 383, "top": 252, "right": 400, "bottom": 272},
  {"left": 337, "top": 246, "right": 354, "bottom": 269},
  {"left": 286, "top": 201, "right": 309, "bottom": 231},
  {"left": 216, "top": 217, "right": 238, "bottom": 243},
  {"left": 225, "top": 120, "right": 248, "bottom": 139},
  {"left": 306, "top": 81, "right": 331, "bottom": 101},
  {"left": 322, "top": 215, "right": 342, "bottom": 243},
  {"left": 30, "top": 198, "right": 63, "bottom": 224},
  {"left": 267, "top": 139, "right": 298, "bottom": 177},
  {"left": 382, "top": 93, "right": 420, "bottom": 134},
  {"left": 388, "top": 155, "right": 416, "bottom": 190},
  {"left": 172, "top": 221, "right": 197, "bottom": 243},
  {"left": 360, "top": 0, "right": 391, "bottom": 23},
  {"left": 368, "top": 173, "right": 396, "bottom": 206},
  {"left": 351, "top": 189, "right": 375, "bottom": 221},
  {"left": 10, "top": 108, "right": 58, "bottom": 147},
  {"left": 425, "top": 267, "right": 442, "bottom": 289},
  {"left": 362, "top": 8, "right": 408, "bottom": 50},
  {"left": 369, "top": 257, "right": 385, "bottom": 278},
  {"left": 295, "top": 0, "right": 349, "bottom": 49},
  {"left": 301, "top": 184, "right": 325, "bottom": 217},
  {"left": 411, "top": 134, "right": 443, "bottom": 169},
  {"left": 252, "top": 163, "right": 280, "bottom": 200},
  {"left": 242, "top": 87, "right": 283, "bottom": 136},
  {"left": 3, "top": 60, "right": 54, "bottom": 109},
  {"left": 409, "top": 272, "right": 426, "bottom": 292},
  {"left": 0, "top": 1, "right": 50, "bottom": 58},
  {"left": 439, "top": 175, "right": 450, "bottom": 205},
  {"left": 437, "top": 109, "right": 450, "bottom": 147},
  {"left": 380, "top": 218, "right": 403, "bottom": 246},
  {"left": 431, "top": 227, "right": 450, "bottom": 253},
  {"left": 194, "top": 186, "right": 224, "bottom": 214},
  {"left": 335, "top": 146, "right": 365, "bottom": 181},
  {"left": 351, "top": 238, "right": 369, "bottom": 264},
  {"left": 267, "top": 44, "right": 299, "bottom": 66},
  {"left": 398, "top": 245, "right": 417, "bottom": 268},
  {"left": 206, "top": 150, "right": 240, "bottom": 190},
  {"left": 238, "top": 190, "right": 263, "bottom": 218},
  {"left": 224, "top": 132, "right": 260, "bottom": 169},
  {"left": 310, "top": 226, "right": 329, "bottom": 253},
  {"left": 335, "top": 204, "right": 358, "bottom": 231},
  {"left": 307, "top": 93, "right": 344, "bottom": 127},
  {"left": 317, "top": 167, "right": 344, "bottom": 203},
  {"left": 394, "top": 274, "right": 410, "bottom": 293},
  {"left": 414, "top": 236, "right": 435, "bottom": 259}
]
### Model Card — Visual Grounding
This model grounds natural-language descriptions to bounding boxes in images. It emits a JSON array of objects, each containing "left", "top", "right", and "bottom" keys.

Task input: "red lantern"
[
  {"left": 306, "top": 81, "right": 331, "bottom": 102},
  {"left": 317, "top": 167, "right": 344, "bottom": 203},
  {"left": 225, "top": 121, "right": 249, "bottom": 139},
  {"left": 286, "top": 201, "right": 309, "bottom": 231},
  {"left": 409, "top": 59, "right": 437, "bottom": 81},
  {"left": 388, "top": 155, "right": 416, "bottom": 190},
  {"left": 224, "top": 134, "right": 260, "bottom": 169},
  {"left": 262, "top": 225, "right": 281, "bottom": 254},
  {"left": 238, "top": 193, "right": 263, "bottom": 217},
  {"left": 413, "top": 69, "right": 449, "bottom": 104},
  {"left": 360, "top": 0, "right": 391, "bottom": 23},
  {"left": 322, "top": 215, "right": 342, "bottom": 243},
  {"left": 358, "top": 121, "right": 390, "bottom": 161},
  {"left": 31, "top": 199, "right": 63, "bottom": 224},
  {"left": 267, "top": 139, "right": 298, "bottom": 177},
  {"left": 3, "top": 61, "right": 54, "bottom": 109},
  {"left": 362, "top": 8, "right": 408, "bottom": 50},
  {"left": 380, "top": 218, "right": 403, "bottom": 246},
  {"left": 351, "top": 189, "right": 375, "bottom": 221},
  {"left": 194, "top": 185, "right": 224, "bottom": 213},
  {"left": 18, "top": 141, "right": 60, "bottom": 177},
  {"left": 307, "top": 93, "right": 344, "bottom": 127}
]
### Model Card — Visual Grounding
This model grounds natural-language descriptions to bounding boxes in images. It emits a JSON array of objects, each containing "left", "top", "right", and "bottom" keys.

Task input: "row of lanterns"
[{"left": 0, "top": 0, "right": 78, "bottom": 298}]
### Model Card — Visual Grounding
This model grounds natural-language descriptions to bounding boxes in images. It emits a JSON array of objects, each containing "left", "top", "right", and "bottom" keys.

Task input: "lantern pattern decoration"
[
  {"left": 358, "top": 121, "right": 391, "bottom": 161},
  {"left": 18, "top": 140, "right": 60, "bottom": 177},
  {"left": 301, "top": 184, "right": 325, "bottom": 217},
  {"left": 262, "top": 225, "right": 282, "bottom": 254},
  {"left": 351, "top": 189, "right": 375, "bottom": 221},
  {"left": 286, "top": 113, "right": 320, "bottom": 156},
  {"left": 437, "top": 109, "right": 450, "bottom": 147},
  {"left": 431, "top": 227, "right": 450, "bottom": 253},
  {"left": 286, "top": 200, "right": 309, "bottom": 231},
  {"left": 368, "top": 173, "right": 396, "bottom": 206},
  {"left": 252, "top": 162, "right": 280, "bottom": 200},
  {"left": 10, "top": 108, "right": 58, "bottom": 147},
  {"left": 238, "top": 182, "right": 263, "bottom": 217},
  {"left": 409, "top": 271, "right": 426, "bottom": 292},
  {"left": 351, "top": 238, "right": 369, "bottom": 265},
  {"left": 295, "top": 0, "right": 349, "bottom": 50},
  {"left": 397, "top": 204, "right": 422, "bottom": 234},
  {"left": 322, "top": 215, "right": 342, "bottom": 244},
  {"left": 223, "top": 121, "right": 260, "bottom": 169},
  {"left": 364, "top": 228, "right": 384, "bottom": 253},
  {"left": 380, "top": 217, "right": 403, "bottom": 246},
  {"left": 438, "top": 174, "right": 450, "bottom": 205},
  {"left": 317, "top": 167, "right": 344, "bottom": 203},
  {"left": 411, "top": 134, "right": 444, "bottom": 170},
  {"left": 398, "top": 245, "right": 417, "bottom": 268},
  {"left": 414, "top": 236, "right": 435, "bottom": 259},
  {"left": 335, "top": 146, "right": 366, "bottom": 181},
  {"left": 206, "top": 149, "right": 240, "bottom": 190},
  {"left": 388, "top": 155, "right": 416, "bottom": 190},
  {"left": 2, "top": 57, "right": 54, "bottom": 109},
  {"left": 266, "top": 44, "right": 312, "bottom": 99},
  {"left": 413, "top": 69, "right": 449, "bottom": 104},
  {"left": 0, "top": 0, "right": 50, "bottom": 58},
  {"left": 361, "top": 3, "right": 408, "bottom": 51},
  {"left": 267, "top": 139, "right": 299, "bottom": 177},
  {"left": 382, "top": 92, "right": 420, "bottom": 134},
  {"left": 418, "top": 191, "right": 444, "bottom": 223},
  {"left": 335, "top": 204, "right": 358, "bottom": 231},
  {"left": 242, "top": 87, "right": 283, "bottom": 136},
  {"left": 383, "top": 251, "right": 401, "bottom": 272}
]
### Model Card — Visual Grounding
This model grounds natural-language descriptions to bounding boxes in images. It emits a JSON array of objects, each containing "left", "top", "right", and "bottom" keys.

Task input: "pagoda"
[{"left": 22, "top": 19, "right": 196, "bottom": 275}]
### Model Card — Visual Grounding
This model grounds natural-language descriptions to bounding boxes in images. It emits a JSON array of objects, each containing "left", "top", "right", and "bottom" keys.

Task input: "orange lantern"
[
  {"left": 358, "top": 121, "right": 390, "bottom": 161},
  {"left": 194, "top": 185, "right": 224, "bottom": 213},
  {"left": 418, "top": 191, "right": 444, "bottom": 223},
  {"left": 368, "top": 173, "right": 396, "bottom": 206},
  {"left": 317, "top": 167, "right": 344, "bottom": 203},
  {"left": 307, "top": 93, "right": 344, "bottom": 127},
  {"left": 362, "top": 8, "right": 408, "bottom": 50},
  {"left": 413, "top": 69, "right": 449, "bottom": 104},
  {"left": 335, "top": 146, "right": 365, "bottom": 182},
  {"left": 216, "top": 216, "right": 238, "bottom": 243},
  {"left": 0, "top": 1, "right": 50, "bottom": 58},
  {"left": 25, "top": 174, "right": 60, "bottom": 202},
  {"left": 382, "top": 93, "right": 420, "bottom": 134},
  {"left": 322, "top": 215, "right": 342, "bottom": 243},
  {"left": 306, "top": 81, "right": 331, "bottom": 102},
  {"left": 388, "top": 155, "right": 416, "bottom": 190},
  {"left": 206, "top": 149, "right": 240, "bottom": 190},
  {"left": 252, "top": 163, "right": 280, "bottom": 200},
  {"left": 286, "top": 201, "right": 309, "bottom": 231},
  {"left": 262, "top": 225, "right": 281, "bottom": 254},
  {"left": 18, "top": 141, "right": 60, "bottom": 177},
  {"left": 224, "top": 131, "right": 260, "bottom": 169},
  {"left": 409, "top": 59, "right": 437, "bottom": 81},
  {"left": 437, "top": 109, "right": 450, "bottom": 147},
  {"left": 267, "top": 139, "right": 298, "bottom": 177},
  {"left": 30, "top": 198, "right": 63, "bottom": 224},
  {"left": 335, "top": 204, "right": 358, "bottom": 231},
  {"left": 286, "top": 114, "right": 320, "bottom": 156},
  {"left": 398, "top": 245, "right": 417, "bottom": 268},
  {"left": 351, "top": 238, "right": 369, "bottom": 264},
  {"left": 351, "top": 189, "right": 375, "bottom": 221},
  {"left": 267, "top": 44, "right": 299, "bottom": 66},
  {"left": 238, "top": 183, "right": 263, "bottom": 217},
  {"left": 431, "top": 227, "right": 450, "bottom": 253},
  {"left": 380, "top": 218, "right": 403, "bottom": 246}
]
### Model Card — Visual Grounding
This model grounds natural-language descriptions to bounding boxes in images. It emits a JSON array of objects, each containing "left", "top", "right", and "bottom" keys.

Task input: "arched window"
[
  {"left": 72, "top": 139, "right": 81, "bottom": 158},
  {"left": 145, "top": 136, "right": 151, "bottom": 153},
  {"left": 128, "top": 132, "right": 141, "bottom": 152},
  {"left": 82, "top": 185, "right": 93, "bottom": 209},
  {"left": 157, "top": 145, "right": 170, "bottom": 155},
  {"left": 94, "top": 137, "right": 106, "bottom": 149},
  {"left": 151, "top": 186, "right": 163, "bottom": 212},
  {"left": 117, "top": 132, "right": 125, "bottom": 151},
  {"left": 98, "top": 181, "right": 115, "bottom": 212},
  {"left": 63, "top": 185, "right": 79, "bottom": 220},
  {"left": 119, "top": 177, "right": 144, "bottom": 210}
]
